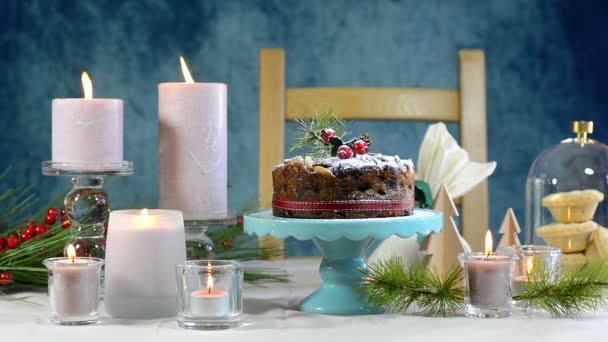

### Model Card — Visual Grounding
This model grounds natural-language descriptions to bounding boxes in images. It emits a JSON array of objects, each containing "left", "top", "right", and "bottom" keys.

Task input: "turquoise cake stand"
[{"left": 244, "top": 209, "right": 443, "bottom": 316}]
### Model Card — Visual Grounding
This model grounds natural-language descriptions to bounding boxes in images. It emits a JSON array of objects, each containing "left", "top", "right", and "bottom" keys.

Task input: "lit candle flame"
[
  {"left": 206, "top": 260, "right": 213, "bottom": 294},
  {"left": 140, "top": 208, "right": 149, "bottom": 216},
  {"left": 179, "top": 56, "right": 195, "bottom": 83},
  {"left": 207, "top": 274, "right": 214, "bottom": 294},
  {"left": 526, "top": 258, "right": 534, "bottom": 274},
  {"left": 484, "top": 230, "right": 493, "bottom": 256},
  {"left": 67, "top": 244, "right": 76, "bottom": 263},
  {"left": 81, "top": 72, "right": 93, "bottom": 99}
]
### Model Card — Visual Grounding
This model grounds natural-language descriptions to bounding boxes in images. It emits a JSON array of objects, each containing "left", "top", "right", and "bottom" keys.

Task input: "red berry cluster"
[
  {"left": 0, "top": 207, "right": 70, "bottom": 251},
  {"left": 0, "top": 272, "right": 12, "bottom": 286},
  {"left": 319, "top": 127, "right": 371, "bottom": 160}
]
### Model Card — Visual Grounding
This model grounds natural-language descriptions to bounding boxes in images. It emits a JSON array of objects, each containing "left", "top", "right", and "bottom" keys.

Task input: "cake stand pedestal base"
[
  {"left": 303, "top": 237, "right": 378, "bottom": 315},
  {"left": 244, "top": 209, "right": 443, "bottom": 316}
]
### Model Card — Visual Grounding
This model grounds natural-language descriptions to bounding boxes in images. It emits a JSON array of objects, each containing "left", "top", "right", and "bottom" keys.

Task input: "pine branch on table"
[{"left": 358, "top": 257, "right": 465, "bottom": 317}]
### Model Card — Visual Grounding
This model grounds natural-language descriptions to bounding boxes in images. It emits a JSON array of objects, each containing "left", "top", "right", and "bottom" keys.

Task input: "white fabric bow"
[
  {"left": 369, "top": 122, "right": 496, "bottom": 265},
  {"left": 417, "top": 122, "right": 496, "bottom": 199}
]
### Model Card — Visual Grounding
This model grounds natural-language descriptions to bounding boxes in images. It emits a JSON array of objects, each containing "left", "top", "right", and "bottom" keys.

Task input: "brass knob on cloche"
[{"left": 572, "top": 121, "right": 593, "bottom": 145}]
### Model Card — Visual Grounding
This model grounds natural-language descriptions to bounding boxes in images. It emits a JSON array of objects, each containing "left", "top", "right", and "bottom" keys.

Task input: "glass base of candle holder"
[
  {"left": 465, "top": 304, "right": 512, "bottom": 318},
  {"left": 184, "top": 213, "right": 237, "bottom": 260},
  {"left": 50, "top": 315, "right": 99, "bottom": 326},
  {"left": 177, "top": 316, "right": 241, "bottom": 330}
]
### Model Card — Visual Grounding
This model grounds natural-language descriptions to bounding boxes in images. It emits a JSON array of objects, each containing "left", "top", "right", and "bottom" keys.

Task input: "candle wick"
[
  {"left": 71, "top": 256, "right": 75, "bottom": 264},
  {"left": 486, "top": 251, "right": 491, "bottom": 258},
  {"left": 208, "top": 287, "right": 211, "bottom": 294}
]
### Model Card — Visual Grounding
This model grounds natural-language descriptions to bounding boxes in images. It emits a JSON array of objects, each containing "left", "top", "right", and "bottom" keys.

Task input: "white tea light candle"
[
  {"left": 52, "top": 72, "right": 123, "bottom": 168},
  {"left": 190, "top": 273, "right": 230, "bottom": 317},
  {"left": 158, "top": 57, "right": 227, "bottom": 220},
  {"left": 104, "top": 209, "right": 186, "bottom": 319}
]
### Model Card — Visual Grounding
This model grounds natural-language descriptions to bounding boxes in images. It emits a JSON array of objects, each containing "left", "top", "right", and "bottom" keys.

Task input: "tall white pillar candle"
[
  {"left": 104, "top": 209, "right": 186, "bottom": 319},
  {"left": 158, "top": 59, "right": 227, "bottom": 220},
  {"left": 52, "top": 72, "right": 123, "bottom": 168}
]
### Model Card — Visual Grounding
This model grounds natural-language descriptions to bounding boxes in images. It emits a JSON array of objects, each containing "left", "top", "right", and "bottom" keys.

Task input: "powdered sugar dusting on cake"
[{"left": 318, "top": 153, "right": 414, "bottom": 172}]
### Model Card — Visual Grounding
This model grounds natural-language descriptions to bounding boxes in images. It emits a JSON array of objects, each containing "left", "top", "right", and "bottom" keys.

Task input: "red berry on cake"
[
  {"left": 352, "top": 140, "right": 369, "bottom": 155},
  {"left": 320, "top": 128, "right": 337, "bottom": 143},
  {"left": 337, "top": 145, "right": 353, "bottom": 159}
]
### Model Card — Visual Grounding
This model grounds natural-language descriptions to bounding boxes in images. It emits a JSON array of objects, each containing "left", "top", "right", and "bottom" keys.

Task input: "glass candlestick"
[
  {"left": 458, "top": 252, "right": 518, "bottom": 318},
  {"left": 42, "top": 161, "right": 133, "bottom": 258}
]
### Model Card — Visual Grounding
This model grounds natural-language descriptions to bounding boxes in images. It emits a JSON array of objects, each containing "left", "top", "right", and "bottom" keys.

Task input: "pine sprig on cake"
[{"left": 290, "top": 106, "right": 372, "bottom": 160}]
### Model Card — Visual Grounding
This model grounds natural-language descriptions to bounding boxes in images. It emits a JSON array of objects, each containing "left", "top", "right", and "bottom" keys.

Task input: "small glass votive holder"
[
  {"left": 42, "top": 257, "right": 104, "bottom": 325},
  {"left": 458, "top": 252, "right": 518, "bottom": 318},
  {"left": 502, "top": 245, "right": 561, "bottom": 296},
  {"left": 176, "top": 260, "right": 243, "bottom": 330}
]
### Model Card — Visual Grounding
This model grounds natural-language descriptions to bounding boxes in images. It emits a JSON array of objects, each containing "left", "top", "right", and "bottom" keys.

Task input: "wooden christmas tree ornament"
[
  {"left": 497, "top": 208, "right": 522, "bottom": 248},
  {"left": 420, "top": 184, "right": 466, "bottom": 277}
]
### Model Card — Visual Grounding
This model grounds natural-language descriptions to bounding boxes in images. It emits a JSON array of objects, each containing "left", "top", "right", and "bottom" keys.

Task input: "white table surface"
[{"left": 1, "top": 258, "right": 607, "bottom": 342}]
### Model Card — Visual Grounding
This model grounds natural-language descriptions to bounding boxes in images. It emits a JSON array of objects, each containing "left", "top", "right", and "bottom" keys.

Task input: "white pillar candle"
[
  {"left": 158, "top": 57, "right": 227, "bottom": 219},
  {"left": 104, "top": 209, "right": 186, "bottom": 319},
  {"left": 190, "top": 289, "right": 230, "bottom": 317},
  {"left": 52, "top": 72, "right": 123, "bottom": 168}
]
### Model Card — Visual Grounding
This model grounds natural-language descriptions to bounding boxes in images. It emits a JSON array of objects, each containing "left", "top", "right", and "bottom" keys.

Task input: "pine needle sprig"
[
  {"left": 289, "top": 106, "right": 348, "bottom": 160},
  {"left": 358, "top": 257, "right": 464, "bottom": 316},
  {"left": 514, "top": 258, "right": 608, "bottom": 318}
]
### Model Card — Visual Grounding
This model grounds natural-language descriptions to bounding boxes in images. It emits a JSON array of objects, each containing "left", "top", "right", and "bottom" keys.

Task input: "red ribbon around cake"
[{"left": 272, "top": 198, "right": 415, "bottom": 212}]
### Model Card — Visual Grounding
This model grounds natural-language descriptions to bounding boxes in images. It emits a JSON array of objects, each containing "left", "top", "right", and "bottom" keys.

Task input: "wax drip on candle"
[
  {"left": 81, "top": 72, "right": 93, "bottom": 99},
  {"left": 179, "top": 56, "right": 195, "bottom": 83},
  {"left": 67, "top": 244, "right": 76, "bottom": 263},
  {"left": 485, "top": 230, "right": 493, "bottom": 257}
]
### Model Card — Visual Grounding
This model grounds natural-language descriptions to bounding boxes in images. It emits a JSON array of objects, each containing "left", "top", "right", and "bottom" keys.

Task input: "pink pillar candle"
[
  {"left": 52, "top": 99, "right": 123, "bottom": 166},
  {"left": 158, "top": 82, "right": 227, "bottom": 219}
]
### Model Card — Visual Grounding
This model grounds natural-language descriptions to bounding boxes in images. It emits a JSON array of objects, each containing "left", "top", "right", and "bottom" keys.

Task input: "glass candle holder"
[
  {"left": 43, "top": 257, "right": 104, "bottom": 325},
  {"left": 503, "top": 245, "right": 561, "bottom": 296},
  {"left": 176, "top": 260, "right": 243, "bottom": 330},
  {"left": 458, "top": 252, "right": 518, "bottom": 318}
]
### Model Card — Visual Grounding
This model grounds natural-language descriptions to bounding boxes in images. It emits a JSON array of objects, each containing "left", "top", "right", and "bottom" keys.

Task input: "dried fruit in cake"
[
  {"left": 536, "top": 220, "right": 597, "bottom": 253},
  {"left": 272, "top": 154, "right": 415, "bottom": 219},
  {"left": 542, "top": 189, "right": 604, "bottom": 223}
]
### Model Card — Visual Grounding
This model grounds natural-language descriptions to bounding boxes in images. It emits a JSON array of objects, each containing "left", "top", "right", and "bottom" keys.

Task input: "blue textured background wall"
[{"left": 1, "top": 0, "right": 607, "bottom": 253}]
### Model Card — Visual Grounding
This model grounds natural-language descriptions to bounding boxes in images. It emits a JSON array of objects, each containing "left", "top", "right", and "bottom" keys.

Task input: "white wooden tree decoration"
[
  {"left": 497, "top": 208, "right": 522, "bottom": 248},
  {"left": 420, "top": 184, "right": 466, "bottom": 277}
]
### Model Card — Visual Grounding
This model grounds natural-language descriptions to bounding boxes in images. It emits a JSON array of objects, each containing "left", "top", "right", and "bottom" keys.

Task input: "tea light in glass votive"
[
  {"left": 190, "top": 269, "right": 230, "bottom": 317},
  {"left": 505, "top": 245, "right": 561, "bottom": 296},
  {"left": 43, "top": 244, "right": 104, "bottom": 325},
  {"left": 177, "top": 260, "right": 243, "bottom": 330},
  {"left": 458, "top": 231, "right": 518, "bottom": 318}
]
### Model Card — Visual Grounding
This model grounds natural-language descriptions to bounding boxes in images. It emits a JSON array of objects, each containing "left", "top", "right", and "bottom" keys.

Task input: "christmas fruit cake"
[{"left": 271, "top": 113, "right": 415, "bottom": 219}]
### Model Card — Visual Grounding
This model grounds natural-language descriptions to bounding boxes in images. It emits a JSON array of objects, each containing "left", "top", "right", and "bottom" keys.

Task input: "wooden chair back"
[{"left": 258, "top": 48, "right": 488, "bottom": 253}]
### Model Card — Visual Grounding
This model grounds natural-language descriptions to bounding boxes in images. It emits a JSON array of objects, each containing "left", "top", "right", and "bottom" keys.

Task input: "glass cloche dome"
[{"left": 525, "top": 121, "right": 608, "bottom": 269}]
